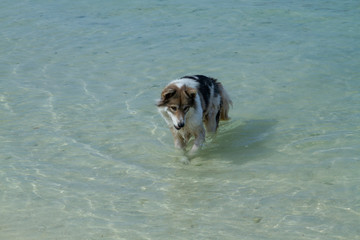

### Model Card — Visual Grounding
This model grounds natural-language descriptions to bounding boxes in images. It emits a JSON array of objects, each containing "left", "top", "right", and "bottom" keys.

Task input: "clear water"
[{"left": 1, "top": 0, "right": 359, "bottom": 239}]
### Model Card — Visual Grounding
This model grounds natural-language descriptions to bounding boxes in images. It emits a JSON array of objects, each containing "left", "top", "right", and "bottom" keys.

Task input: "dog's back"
[{"left": 180, "top": 75, "right": 232, "bottom": 130}]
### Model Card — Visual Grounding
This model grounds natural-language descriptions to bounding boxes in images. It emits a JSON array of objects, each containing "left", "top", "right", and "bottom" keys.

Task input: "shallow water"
[{"left": 1, "top": 0, "right": 360, "bottom": 239}]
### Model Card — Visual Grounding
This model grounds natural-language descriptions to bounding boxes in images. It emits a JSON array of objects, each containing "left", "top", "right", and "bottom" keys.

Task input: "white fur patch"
[
  {"left": 157, "top": 106, "right": 172, "bottom": 127},
  {"left": 169, "top": 78, "right": 199, "bottom": 89}
]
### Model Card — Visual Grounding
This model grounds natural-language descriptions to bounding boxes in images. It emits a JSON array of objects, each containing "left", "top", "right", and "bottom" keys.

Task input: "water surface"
[{"left": 1, "top": 0, "right": 359, "bottom": 239}]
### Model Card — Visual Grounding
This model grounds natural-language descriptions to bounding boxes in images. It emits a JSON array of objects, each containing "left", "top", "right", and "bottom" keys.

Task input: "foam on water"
[{"left": 1, "top": 0, "right": 359, "bottom": 239}]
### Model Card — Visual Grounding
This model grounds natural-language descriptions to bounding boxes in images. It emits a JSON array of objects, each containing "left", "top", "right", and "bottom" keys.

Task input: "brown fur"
[
  {"left": 158, "top": 84, "right": 197, "bottom": 109},
  {"left": 217, "top": 82, "right": 232, "bottom": 121}
]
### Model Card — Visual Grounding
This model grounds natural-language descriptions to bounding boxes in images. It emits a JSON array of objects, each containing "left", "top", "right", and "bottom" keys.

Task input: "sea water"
[{"left": 1, "top": 0, "right": 359, "bottom": 239}]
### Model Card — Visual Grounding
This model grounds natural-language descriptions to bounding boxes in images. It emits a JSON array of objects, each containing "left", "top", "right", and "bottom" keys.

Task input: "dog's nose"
[{"left": 175, "top": 122, "right": 185, "bottom": 130}]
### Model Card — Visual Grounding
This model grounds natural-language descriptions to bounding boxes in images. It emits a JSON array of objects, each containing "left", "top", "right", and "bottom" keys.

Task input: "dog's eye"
[
  {"left": 170, "top": 106, "right": 177, "bottom": 111},
  {"left": 183, "top": 106, "right": 190, "bottom": 112}
]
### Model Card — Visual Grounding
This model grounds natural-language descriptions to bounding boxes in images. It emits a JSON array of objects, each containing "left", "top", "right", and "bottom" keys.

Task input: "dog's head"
[{"left": 157, "top": 84, "right": 197, "bottom": 130}]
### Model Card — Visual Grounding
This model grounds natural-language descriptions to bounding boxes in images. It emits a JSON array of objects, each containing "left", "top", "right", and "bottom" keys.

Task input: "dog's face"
[{"left": 157, "top": 85, "right": 197, "bottom": 130}]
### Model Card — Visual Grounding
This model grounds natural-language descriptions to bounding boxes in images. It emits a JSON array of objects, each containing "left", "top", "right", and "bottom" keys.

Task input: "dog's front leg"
[
  {"left": 189, "top": 127, "right": 205, "bottom": 156},
  {"left": 174, "top": 136, "right": 185, "bottom": 150},
  {"left": 170, "top": 129, "right": 190, "bottom": 164},
  {"left": 171, "top": 129, "right": 186, "bottom": 150}
]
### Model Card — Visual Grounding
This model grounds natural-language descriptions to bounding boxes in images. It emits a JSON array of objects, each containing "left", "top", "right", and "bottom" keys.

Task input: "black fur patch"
[
  {"left": 181, "top": 75, "right": 219, "bottom": 110},
  {"left": 181, "top": 75, "right": 198, "bottom": 81}
]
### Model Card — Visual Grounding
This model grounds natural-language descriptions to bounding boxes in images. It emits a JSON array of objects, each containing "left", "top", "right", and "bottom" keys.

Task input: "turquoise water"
[{"left": 1, "top": 0, "right": 360, "bottom": 239}]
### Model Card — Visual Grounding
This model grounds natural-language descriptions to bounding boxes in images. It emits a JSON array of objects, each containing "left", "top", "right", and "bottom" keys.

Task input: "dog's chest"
[{"left": 177, "top": 115, "right": 201, "bottom": 137}]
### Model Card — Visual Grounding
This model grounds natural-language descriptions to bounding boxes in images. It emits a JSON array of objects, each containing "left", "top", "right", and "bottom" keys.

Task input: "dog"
[{"left": 157, "top": 75, "right": 232, "bottom": 156}]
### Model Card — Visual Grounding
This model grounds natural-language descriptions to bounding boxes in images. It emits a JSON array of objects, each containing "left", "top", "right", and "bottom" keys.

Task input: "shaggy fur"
[{"left": 157, "top": 75, "right": 232, "bottom": 156}]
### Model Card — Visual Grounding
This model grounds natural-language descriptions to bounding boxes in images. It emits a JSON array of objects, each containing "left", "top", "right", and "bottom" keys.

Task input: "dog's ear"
[
  {"left": 161, "top": 87, "right": 176, "bottom": 100},
  {"left": 157, "top": 87, "right": 176, "bottom": 107},
  {"left": 185, "top": 87, "right": 197, "bottom": 99}
]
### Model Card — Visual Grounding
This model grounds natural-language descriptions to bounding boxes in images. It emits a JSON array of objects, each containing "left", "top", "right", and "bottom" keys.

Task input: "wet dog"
[{"left": 157, "top": 75, "right": 232, "bottom": 157}]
